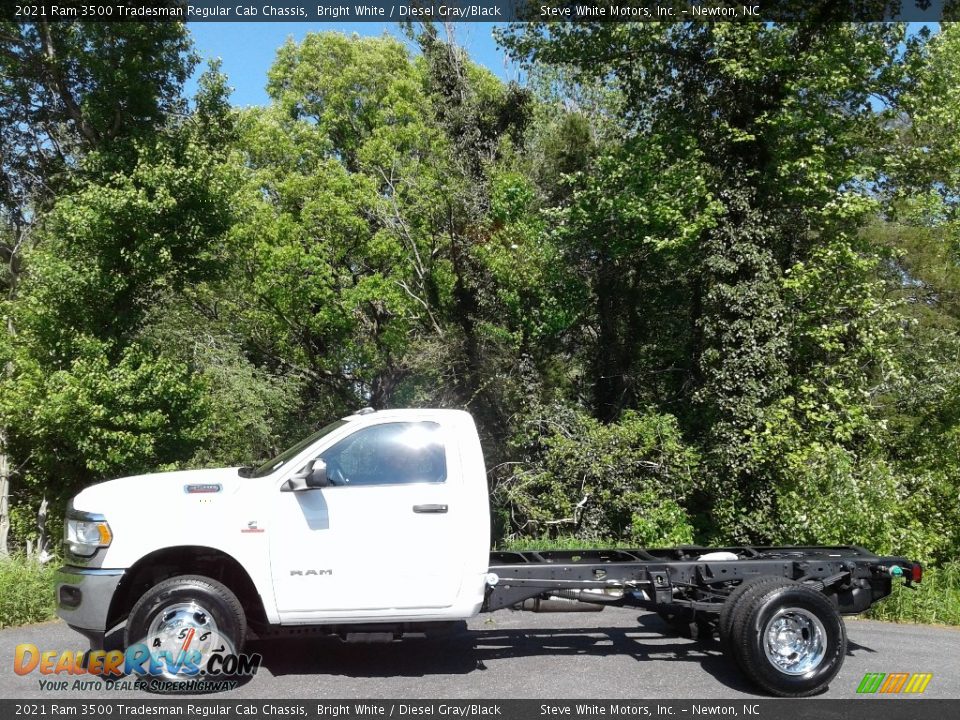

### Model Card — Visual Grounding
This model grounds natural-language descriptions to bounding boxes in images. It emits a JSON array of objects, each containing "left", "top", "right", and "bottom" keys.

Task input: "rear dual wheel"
[
  {"left": 719, "top": 576, "right": 800, "bottom": 660},
  {"left": 721, "top": 579, "right": 846, "bottom": 697}
]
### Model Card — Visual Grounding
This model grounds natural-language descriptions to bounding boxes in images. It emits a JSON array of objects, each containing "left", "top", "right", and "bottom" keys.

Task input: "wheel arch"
[{"left": 107, "top": 545, "right": 268, "bottom": 631}]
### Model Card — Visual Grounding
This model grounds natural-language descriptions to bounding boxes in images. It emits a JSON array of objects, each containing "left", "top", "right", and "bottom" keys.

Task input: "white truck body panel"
[{"left": 68, "top": 409, "right": 490, "bottom": 627}]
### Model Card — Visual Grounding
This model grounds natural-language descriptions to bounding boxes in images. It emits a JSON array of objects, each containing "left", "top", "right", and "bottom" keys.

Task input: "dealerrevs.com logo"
[
  {"left": 856, "top": 672, "right": 934, "bottom": 694},
  {"left": 14, "top": 630, "right": 261, "bottom": 692}
]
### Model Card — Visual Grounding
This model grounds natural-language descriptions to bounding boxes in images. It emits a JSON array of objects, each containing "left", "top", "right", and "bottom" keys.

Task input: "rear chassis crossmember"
[{"left": 483, "top": 545, "right": 919, "bottom": 616}]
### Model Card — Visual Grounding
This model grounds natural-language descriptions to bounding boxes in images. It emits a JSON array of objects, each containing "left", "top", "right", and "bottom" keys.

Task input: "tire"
[
  {"left": 719, "top": 576, "right": 799, "bottom": 658},
  {"left": 124, "top": 575, "right": 247, "bottom": 692},
  {"left": 730, "top": 581, "right": 846, "bottom": 697}
]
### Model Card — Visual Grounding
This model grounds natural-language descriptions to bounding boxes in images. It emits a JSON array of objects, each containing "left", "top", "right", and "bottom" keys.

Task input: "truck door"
[{"left": 269, "top": 420, "right": 464, "bottom": 617}]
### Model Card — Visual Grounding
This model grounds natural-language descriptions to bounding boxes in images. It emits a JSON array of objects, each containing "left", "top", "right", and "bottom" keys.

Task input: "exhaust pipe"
[
  {"left": 519, "top": 596, "right": 605, "bottom": 612},
  {"left": 517, "top": 588, "right": 623, "bottom": 612}
]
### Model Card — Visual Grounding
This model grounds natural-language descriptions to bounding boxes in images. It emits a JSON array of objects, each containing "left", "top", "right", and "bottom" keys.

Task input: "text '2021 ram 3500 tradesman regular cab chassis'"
[{"left": 55, "top": 408, "right": 922, "bottom": 696}]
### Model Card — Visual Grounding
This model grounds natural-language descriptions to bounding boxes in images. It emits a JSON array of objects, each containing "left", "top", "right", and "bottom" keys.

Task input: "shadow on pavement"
[
  {"left": 100, "top": 613, "right": 878, "bottom": 696},
  {"left": 250, "top": 615, "right": 757, "bottom": 694}
]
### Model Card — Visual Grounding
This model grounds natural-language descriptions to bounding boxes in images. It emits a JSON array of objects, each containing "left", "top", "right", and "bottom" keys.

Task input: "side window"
[{"left": 320, "top": 422, "right": 446, "bottom": 486}]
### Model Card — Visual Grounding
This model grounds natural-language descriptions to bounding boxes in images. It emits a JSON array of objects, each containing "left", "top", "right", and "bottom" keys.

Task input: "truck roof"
[{"left": 341, "top": 407, "right": 472, "bottom": 422}]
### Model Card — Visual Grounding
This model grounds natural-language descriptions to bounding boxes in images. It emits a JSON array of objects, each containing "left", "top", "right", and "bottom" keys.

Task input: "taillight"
[{"left": 911, "top": 564, "right": 923, "bottom": 583}]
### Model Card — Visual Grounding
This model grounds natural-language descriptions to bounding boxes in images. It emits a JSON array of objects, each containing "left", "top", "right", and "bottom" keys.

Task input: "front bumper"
[{"left": 54, "top": 565, "right": 125, "bottom": 633}]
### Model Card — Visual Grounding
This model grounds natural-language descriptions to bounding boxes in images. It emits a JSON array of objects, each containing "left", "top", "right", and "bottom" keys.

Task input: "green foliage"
[
  {"left": 0, "top": 19, "right": 196, "bottom": 214},
  {"left": 3, "top": 341, "right": 207, "bottom": 507},
  {"left": 867, "top": 563, "right": 960, "bottom": 627},
  {"left": 0, "top": 20, "right": 227, "bottom": 555},
  {"left": 219, "top": 33, "right": 456, "bottom": 415},
  {"left": 560, "top": 138, "right": 721, "bottom": 421},
  {"left": 1, "top": 23, "right": 959, "bottom": 629},
  {"left": 0, "top": 556, "right": 57, "bottom": 629},
  {"left": 500, "top": 22, "right": 924, "bottom": 547},
  {"left": 497, "top": 536, "right": 640, "bottom": 552},
  {"left": 267, "top": 32, "right": 419, "bottom": 171},
  {"left": 894, "top": 24, "right": 960, "bottom": 200},
  {"left": 497, "top": 408, "right": 698, "bottom": 544},
  {"left": 0, "top": 122, "right": 237, "bottom": 513},
  {"left": 760, "top": 441, "right": 904, "bottom": 554},
  {"left": 473, "top": 168, "right": 577, "bottom": 345},
  {"left": 19, "top": 138, "right": 234, "bottom": 353},
  {"left": 138, "top": 298, "right": 304, "bottom": 468}
]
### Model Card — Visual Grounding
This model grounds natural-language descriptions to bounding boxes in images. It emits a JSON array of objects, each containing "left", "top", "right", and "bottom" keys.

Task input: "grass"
[
  {"left": 0, "top": 555, "right": 58, "bottom": 629},
  {"left": 497, "top": 536, "right": 960, "bottom": 627},
  {"left": 866, "top": 562, "right": 960, "bottom": 627}
]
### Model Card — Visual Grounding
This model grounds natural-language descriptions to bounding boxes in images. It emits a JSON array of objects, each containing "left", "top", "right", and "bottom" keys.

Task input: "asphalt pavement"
[{"left": 2, "top": 608, "right": 957, "bottom": 699}]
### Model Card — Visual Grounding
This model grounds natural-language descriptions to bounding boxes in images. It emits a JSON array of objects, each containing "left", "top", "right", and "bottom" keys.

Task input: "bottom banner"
[{"left": 3, "top": 700, "right": 957, "bottom": 720}]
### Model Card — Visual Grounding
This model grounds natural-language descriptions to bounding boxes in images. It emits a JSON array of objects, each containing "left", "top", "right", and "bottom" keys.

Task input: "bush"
[
  {"left": 867, "top": 562, "right": 960, "bottom": 626},
  {"left": 0, "top": 556, "right": 57, "bottom": 629},
  {"left": 495, "top": 408, "right": 699, "bottom": 544},
  {"left": 767, "top": 445, "right": 902, "bottom": 553}
]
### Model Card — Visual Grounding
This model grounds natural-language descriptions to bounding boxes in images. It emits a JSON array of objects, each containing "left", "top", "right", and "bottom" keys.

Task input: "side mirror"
[
  {"left": 306, "top": 459, "right": 328, "bottom": 488},
  {"left": 282, "top": 459, "right": 328, "bottom": 492}
]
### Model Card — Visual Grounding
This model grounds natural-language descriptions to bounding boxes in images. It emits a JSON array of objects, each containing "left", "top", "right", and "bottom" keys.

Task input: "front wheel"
[
  {"left": 124, "top": 575, "right": 247, "bottom": 692},
  {"left": 730, "top": 581, "right": 846, "bottom": 697}
]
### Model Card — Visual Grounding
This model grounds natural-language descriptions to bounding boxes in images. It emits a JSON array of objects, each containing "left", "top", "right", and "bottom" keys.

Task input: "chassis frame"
[{"left": 484, "top": 545, "right": 919, "bottom": 617}]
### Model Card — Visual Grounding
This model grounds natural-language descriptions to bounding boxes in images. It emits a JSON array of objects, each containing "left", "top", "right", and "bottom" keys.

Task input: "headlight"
[{"left": 64, "top": 503, "right": 112, "bottom": 557}]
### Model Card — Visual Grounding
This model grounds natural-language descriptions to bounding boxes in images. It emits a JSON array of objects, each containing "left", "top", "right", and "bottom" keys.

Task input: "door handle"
[{"left": 413, "top": 504, "right": 448, "bottom": 514}]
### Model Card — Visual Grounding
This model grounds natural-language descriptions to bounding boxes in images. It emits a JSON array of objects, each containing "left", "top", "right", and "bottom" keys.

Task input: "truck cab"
[{"left": 55, "top": 408, "right": 491, "bottom": 653}]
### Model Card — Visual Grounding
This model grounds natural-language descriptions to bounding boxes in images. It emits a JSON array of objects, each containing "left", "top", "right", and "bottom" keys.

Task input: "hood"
[{"left": 72, "top": 466, "right": 245, "bottom": 515}]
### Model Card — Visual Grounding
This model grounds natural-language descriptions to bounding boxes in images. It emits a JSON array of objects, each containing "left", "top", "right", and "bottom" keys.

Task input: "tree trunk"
[
  {"left": 0, "top": 427, "right": 10, "bottom": 556},
  {"left": 37, "top": 496, "right": 49, "bottom": 559},
  {"left": 0, "top": 223, "right": 24, "bottom": 559}
]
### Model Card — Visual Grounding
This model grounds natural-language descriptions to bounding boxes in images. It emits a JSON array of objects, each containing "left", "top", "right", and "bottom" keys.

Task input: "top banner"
[{"left": 4, "top": 0, "right": 958, "bottom": 23}]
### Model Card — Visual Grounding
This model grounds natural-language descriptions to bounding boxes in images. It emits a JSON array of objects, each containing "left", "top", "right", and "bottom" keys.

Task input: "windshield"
[{"left": 248, "top": 420, "right": 348, "bottom": 478}]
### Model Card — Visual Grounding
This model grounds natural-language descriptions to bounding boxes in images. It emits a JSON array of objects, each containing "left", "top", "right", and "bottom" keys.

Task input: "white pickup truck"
[{"left": 56, "top": 407, "right": 921, "bottom": 696}]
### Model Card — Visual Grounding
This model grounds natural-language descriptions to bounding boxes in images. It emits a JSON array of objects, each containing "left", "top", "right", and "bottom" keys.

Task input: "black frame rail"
[{"left": 484, "top": 545, "right": 919, "bottom": 614}]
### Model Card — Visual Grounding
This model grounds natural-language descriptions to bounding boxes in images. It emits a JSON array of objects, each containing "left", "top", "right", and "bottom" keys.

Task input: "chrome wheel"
[
  {"left": 146, "top": 601, "right": 221, "bottom": 681},
  {"left": 763, "top": 607, "right": 827, "bottom": 675}
]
